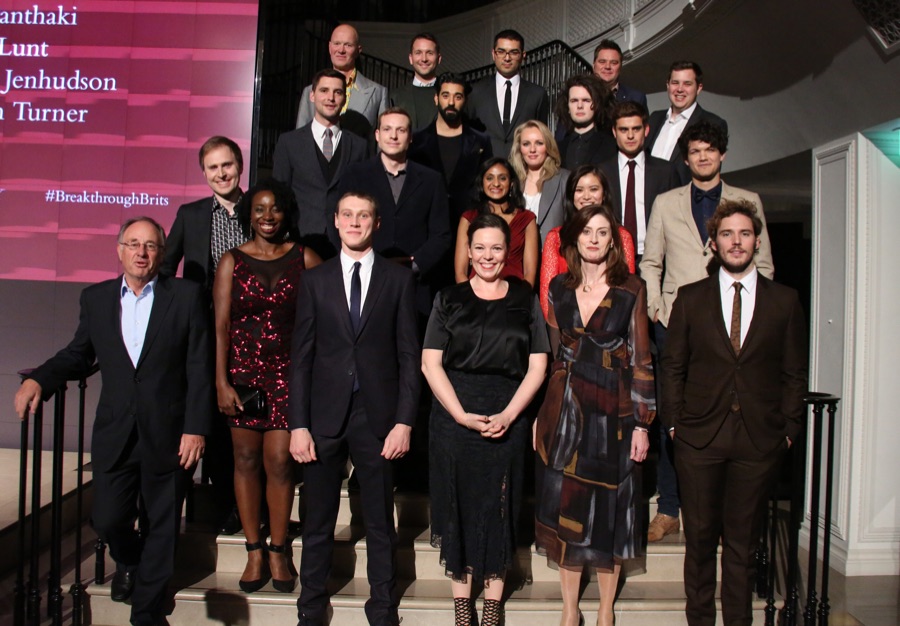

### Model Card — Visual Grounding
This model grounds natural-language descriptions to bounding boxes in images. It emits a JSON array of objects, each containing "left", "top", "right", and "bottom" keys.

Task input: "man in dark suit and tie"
[
  {"left": 599, "top": 101, "right": 679, "bottom": 265},
  {"left": 408, "top": 72, "right": 493, "bottom": 226},
  {"left": 338, "top": 107, "right": 452, "bottom": 316},
  {"left": 592, "top": 39, "right": 648, "bottom": 110},
  {"left": 274, "top": 69, "right": 369, "bottom": 259},
  {"left": 161, "top": 135, "right": 246, "bottom": 534},
  {"left": 646, "top": 61, "right": 728, "bottom": 184},
  {"left": 466, "top": 29, "right": 550, "bottom": 157},
  {"left": 15, "top": 217, "right": 212, "bottom": 626},
  {"left": 660, "top": 199, "right": 807, "bottom": 626},
  {"left": 289, "top": 191, "right": 420, "bottom": 626}
]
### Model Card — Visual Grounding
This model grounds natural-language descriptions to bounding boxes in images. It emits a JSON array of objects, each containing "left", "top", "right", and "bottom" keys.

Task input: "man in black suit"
[
  {"left": 15, "top": 217, "right": 212, "bottom": 626},
  {"left": 408, "top": 72, "right": 493, "bottom": 226},
  {"left": 646, "top": 61, "right": 728, "bottom": 184},
  {"left": 555, "top": 73, "right": 617, "bottom": 169},
  {"left": 599, "top": 100, "right": 679, "bottom": 264},
  {"left": 391, "top": 32, "right": 442, "bottom": 131},
  {"left": 338, "top": 107, "right": 452, "bottom": 316},
  {"left": 274, "top": 69, "right": 369, "bottom": 259},
  {"left": 466, "top": 29, "right": 550, "bottom": 157},
  {"left": 161, "top": 135, "right": 246, "bottom": 534},
  {"left": 660, "top": 200, "right": 807, "bottom": 626},
  {"left": 289, "top": 191, "right": 420, "bottom": 626},
  {"left": 592, "top": 39, "right": 648, "bottom": 111}
]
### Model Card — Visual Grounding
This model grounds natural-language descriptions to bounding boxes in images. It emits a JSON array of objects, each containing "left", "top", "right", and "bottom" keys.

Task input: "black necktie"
[
  {"left": 624, "top": 160, "right": 637, "bottom": 247},
  {"left": 502, "top": 80, "right": 512, "bottom": 131},
  {"left": 350, "top": 261, "right": 361, "bottom": 334}
]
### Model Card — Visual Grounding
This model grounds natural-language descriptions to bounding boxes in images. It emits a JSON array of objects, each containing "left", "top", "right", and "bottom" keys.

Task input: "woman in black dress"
[
  {"left": 423, "top": 213, "right": 550, "bottom": 626},
  {"left": 534, "top": 203, "right": 655, "bottom": 626},
  {"left": 214, "top": 179, "right": 321, "bottom": 593}
]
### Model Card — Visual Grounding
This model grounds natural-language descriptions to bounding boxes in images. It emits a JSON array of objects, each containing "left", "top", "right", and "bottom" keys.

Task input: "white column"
[{"left": 808, "top": 133, "right": 900, "bottom": 575}]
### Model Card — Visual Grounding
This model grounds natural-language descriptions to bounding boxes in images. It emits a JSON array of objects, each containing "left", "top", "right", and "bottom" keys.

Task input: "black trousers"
[
  {"left": 91, "top": 428, "right": 188, "bottom": 626},
  {"left": 297, "top": 393, "right": 398, "bottom": 626},
  {"left": 675, "top": 412, "right": 785, "bottom": 626}
]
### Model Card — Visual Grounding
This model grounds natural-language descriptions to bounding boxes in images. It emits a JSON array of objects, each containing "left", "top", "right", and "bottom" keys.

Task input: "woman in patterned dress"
[
  {"left": 214, "top": 179, "right": 321, "bottom": 593},
  {"left": 534, "top": 203, "right": 655, "bottom": 626}
]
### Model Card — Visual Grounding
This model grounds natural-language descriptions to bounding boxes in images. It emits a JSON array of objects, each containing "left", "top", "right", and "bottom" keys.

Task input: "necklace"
[{"left": 581, "top": 272, "right": 605, "bottom": 293}]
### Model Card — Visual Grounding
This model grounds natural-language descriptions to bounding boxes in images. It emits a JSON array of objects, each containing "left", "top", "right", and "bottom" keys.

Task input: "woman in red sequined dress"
[{"left": 214, "top": 179, "right": 321, "bottom": 593}]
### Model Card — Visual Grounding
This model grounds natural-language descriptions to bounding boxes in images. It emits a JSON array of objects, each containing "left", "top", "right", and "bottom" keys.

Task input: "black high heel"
[
  {"left": 239, "top": 541, "right": 270, "bottom": 593},
  {"left": 268, "top": 542, "right": 297, "bottom": 593}
]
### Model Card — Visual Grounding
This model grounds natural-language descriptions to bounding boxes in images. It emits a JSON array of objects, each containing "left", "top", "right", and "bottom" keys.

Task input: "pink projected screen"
[{"left": 0, "top": 0, "right": 259, "bottom": 282}]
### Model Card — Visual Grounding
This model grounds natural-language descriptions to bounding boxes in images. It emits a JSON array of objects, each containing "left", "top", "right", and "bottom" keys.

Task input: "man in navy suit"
[
  {"left": 646, "top": 61, "right": 728, "bottom": 184},
  {"left": 599, "top": 101, "right": 679, "bottom": 265},
  {"left": 289, "top": 192, "right": 420, "bottom": 626},
  {"left": 408, "top": 72, "right": 493, "bottom": 226},
  {"left": 274, "top": 69, "right": 369, "bottom": 259},
  {"left": 661, "top": 200, "right": 806, "bottom": 626},
  {"left": 161, "top": 135, "right": 246, "bottom": 534},
  {"left": 592, "top": 39, "right": 648, "bottom": 111},
  {"left": 15, "top": 217, "right": 212, "bottom": 626},
  {"left": 465, "top": 29, "right": 550, "bottom": 157},
  {"left": 338, "top": 107, "right": 452, "bottom": 316}
]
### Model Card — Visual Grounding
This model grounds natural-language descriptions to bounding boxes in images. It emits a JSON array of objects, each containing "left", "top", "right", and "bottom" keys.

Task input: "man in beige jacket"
[{"left": 640, "top": 120, "right": 774, "bottom": 542}]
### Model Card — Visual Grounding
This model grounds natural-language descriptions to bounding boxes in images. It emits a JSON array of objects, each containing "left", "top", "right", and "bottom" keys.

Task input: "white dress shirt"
[
  {"left": 650, "top": 101, "right": 698, "bottom": 160},
  {"left": 340, "top": 249, "right": 375, "bottom": 312},
  {"left": 494, "top": 73, "right": 521, "bottom": 120},
  {"left": 523, "top": 191, "right": 541, "bottom": 217},
  {"left": 617, "top": 151, "right": 648, "bottom": 254},
  {"left": 311, "top": 118, "right": 342, "bottom": 155},
  {"left": 719, "top": 266, "right": 757, "bottom": 347},
  {"left": 120, "top": 276, "right": 156, "bottom": 367},
  {"left": 413, "top": 77, "right": 436, "bottom": 87}
]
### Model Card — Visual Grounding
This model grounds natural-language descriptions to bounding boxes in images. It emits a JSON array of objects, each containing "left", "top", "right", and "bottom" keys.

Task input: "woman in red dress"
[{"left": 454, "top": 157, "right": 540, "bottom": 287}]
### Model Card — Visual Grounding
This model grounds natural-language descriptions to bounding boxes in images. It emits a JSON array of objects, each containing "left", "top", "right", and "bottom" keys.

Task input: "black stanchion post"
[
  {"left": 48, "top": 386, "right": 67, "bottom": 624},
  {"left": 781, "top": 408, "right": 808, "bottom": 626},
  {"left": 803, "top": 400, "right": 824, "bottom": 626},
  {"left": 27, "top": 402, "right": 44, "bottom": 626},
  {"left": 817, "top": 397, "right": 840, "bottom": 625},
  {"left": 70, "top": 377, "right": 89, "bottom": 625},
  {"left": 756, "top": 508, "right": 770, "bottom": 597},
  {"left": 764, "top": 496, "right": 778, "bottom": 625},
  {"left": 94, "top": 539, "right": 106, "bottom": 584},
  {"left": 15, "top": 410, "right": 29, "bottom": 626}
]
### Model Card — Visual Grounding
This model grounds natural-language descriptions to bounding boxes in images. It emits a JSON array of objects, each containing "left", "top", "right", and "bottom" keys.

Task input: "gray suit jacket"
[
  {"left": 535, "top": 169, "right": 569, "bottom": 243},
  {"left": 639, "top": 182, "right": 775, "bottom": 326},
  {"left": 272, "top": 124, "right": 368, "bottom": 243},
  {"left": 466, "top": 74, "right": 550, "bottom": 157},
  {"left": 295, "top": 71, "right": 389, "bottom": 129}
]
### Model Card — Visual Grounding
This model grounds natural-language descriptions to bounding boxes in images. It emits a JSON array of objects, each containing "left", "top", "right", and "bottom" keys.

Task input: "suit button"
[{"left": 347, "top": 370, "right": 353, "bottom": 376}]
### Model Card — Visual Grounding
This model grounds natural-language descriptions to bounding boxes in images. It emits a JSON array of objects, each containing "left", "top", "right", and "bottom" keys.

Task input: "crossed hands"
[{"left": 457, "top": 412, "right": 513, "bottom": 438}]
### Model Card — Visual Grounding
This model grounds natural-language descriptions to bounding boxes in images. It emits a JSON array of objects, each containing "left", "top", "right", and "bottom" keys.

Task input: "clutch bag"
[{"left": 232, "top": 384, "right": 267, "bottom": 419}]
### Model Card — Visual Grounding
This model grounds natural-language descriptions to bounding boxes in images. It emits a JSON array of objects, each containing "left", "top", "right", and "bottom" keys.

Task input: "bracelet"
[{"left": 633, "top": 426, "right": 648, "bottom": 433}]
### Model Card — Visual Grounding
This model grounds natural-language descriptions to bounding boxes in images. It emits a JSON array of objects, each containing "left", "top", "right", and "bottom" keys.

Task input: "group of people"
[{"left": 12, "top": 21, "right": 808, "bottom": 626}]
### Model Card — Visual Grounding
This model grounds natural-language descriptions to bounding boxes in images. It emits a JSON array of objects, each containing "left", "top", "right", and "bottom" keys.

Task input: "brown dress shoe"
[{"left": 647, "top": 512, "right": 680, "bottom": 542}]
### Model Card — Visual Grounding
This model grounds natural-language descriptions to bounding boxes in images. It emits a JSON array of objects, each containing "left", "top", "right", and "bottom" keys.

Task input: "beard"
[
  {"left": 717, "top": 246, "right": 755, "bottom": 275},
  {"left": 439, "top": 105, "right": 461, "bottom": 125}
]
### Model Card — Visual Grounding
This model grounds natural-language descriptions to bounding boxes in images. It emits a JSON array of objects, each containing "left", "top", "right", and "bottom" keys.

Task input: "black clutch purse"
[{"left": 232, "top": 385, "right": 267, "bottom": 419}]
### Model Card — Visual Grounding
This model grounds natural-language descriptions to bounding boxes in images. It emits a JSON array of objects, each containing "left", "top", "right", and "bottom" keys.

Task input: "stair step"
[{"left": 88, "top": 573, "right": 766, "bottom": 626}]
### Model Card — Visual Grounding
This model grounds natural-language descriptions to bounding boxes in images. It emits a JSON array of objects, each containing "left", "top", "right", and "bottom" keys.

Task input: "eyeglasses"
[
  {"left": 119, "top": 241, "right": 163, "bottom": 253},
  {"left": 494, "top": 48, "right": 522, "bottom": 58}
]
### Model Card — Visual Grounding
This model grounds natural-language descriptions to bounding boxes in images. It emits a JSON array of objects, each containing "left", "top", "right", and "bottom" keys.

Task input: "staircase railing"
[
  {"left": 256, "top": 31, "right": 590, "bottom": 169},
  {"left": 15, "top": 366, "right": 98, "bottom": 626}
]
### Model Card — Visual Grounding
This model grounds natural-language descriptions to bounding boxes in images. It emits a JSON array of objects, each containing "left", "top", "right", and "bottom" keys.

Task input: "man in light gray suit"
[
  {"left": 275, "top": 69, "right": 368, "bottom": 259},
  {"left": 295, "top": 24, "right": 389, "bottom": 135}
]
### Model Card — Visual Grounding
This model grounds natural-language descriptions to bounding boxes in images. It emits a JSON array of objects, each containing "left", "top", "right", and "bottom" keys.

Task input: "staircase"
[{"left": 86, "top": 483, "right": 766, "bottom": 625}]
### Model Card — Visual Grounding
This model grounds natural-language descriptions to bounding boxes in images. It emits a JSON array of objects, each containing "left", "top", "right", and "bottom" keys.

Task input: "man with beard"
[
  {"left": 391, "top": 33, "right": 443, "bottom": 130},
  {"left": 555, "top": 73, "right": 617, "bottom": 169},
  {"left": 408, "top": 72, "right": 493, "bottom": 226},
  {"left": 660, "top": 199, "right": 806, "bottom": 626},
  {"left": 640, "top": 120, "right": 774, "bottom": 544}
]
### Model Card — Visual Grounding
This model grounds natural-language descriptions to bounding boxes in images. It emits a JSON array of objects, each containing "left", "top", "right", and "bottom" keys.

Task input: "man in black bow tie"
[{"left": 638, "top": 120, "right": 774, "bottom": 544}]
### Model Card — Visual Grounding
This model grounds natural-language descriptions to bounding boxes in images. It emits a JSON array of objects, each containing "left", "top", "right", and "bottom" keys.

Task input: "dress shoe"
[
  {"left": 110, "top": 567, "right": 136, "bottom": 602},
  {"left": 239, "top": 541, "right": 270, "bottom": 593},
  {"left": 647, "top": 512, "right": 680, "bottom": 542},
  {"left": 218, "top": 508, "right": 242, "bottom": 535},
  {"left": 268, "top": 543, "right": 297, "bottom": 593}
]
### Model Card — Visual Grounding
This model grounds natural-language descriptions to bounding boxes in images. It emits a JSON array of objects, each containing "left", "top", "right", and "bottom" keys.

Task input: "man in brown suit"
[{"left": 660, "top": 200, "right": 807, "bottom": 626}]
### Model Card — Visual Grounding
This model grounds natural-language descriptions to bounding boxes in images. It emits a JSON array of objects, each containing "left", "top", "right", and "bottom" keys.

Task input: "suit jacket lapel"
[
  {"left": 104, "top": 278, "right": 135, "bottom": 370},
  {"left": 741, "top": 273, "right": 767, "bottom": 353},
  {"left": 326, "top": 259, "right": 356, "bottom": 338},
  {"left": 509, "top": 83, "right": 531, "bottom": 130},
  {"left": 708, "top": 277, "right": 737, "bottom": 357},
  {"left": 397, "top": 163, "right": 423, "bottom": 208},
  {"left": 676, "top": 186, "right": 706, "bottom": 248},
  {"left": 358, "top": 255, "right": 386, "bottom": 336},
  {"left": 135, "top": 276, "right": 175, "bottom": 370},
  {"left": 537, "top": 175, "right": 560, "bottom": 226}
]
